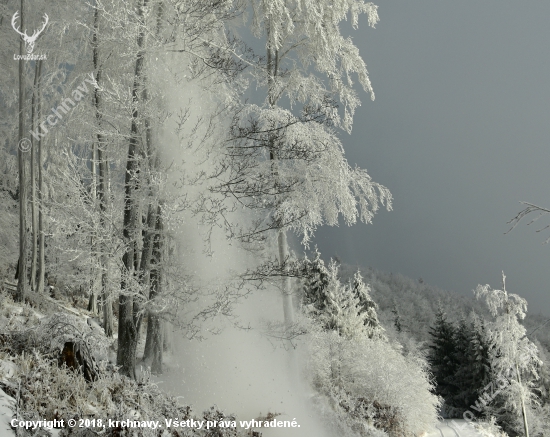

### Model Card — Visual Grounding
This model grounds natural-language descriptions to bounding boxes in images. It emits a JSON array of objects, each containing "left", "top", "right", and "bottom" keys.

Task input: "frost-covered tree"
[
  {"left": 301, "top": 251, "right": 331, "bottom": 311},
  {"left": 208, "top": 0, "right": 392, "bottom": 334},
  {"left": 108, "top": 0, "right": 245, "bottom": 378},
  {"left": 0, "top": 0, "right": 250, "bottom": 379},
  {"left": 475, "top": 272, "right": 543, "bottom": 437},
  {"left": 0, "top": 0, "right": 94, "bottom": 303},
  {"left": 301, "top": 262, "right": 438, "bottom": 434},
  {"left": 49, "top": 0, "right": 247, "bottom": 379},
  {"left": 307, "top": 325, "right": 440, "bottom": 436},
  {"left": 351, "top": 271, "right": 382, "bottom": 336},
  {"left": 301, "top": 253, "right": 383, "bottom": 340},
  {"left": 391, "top": 299, "right": 403, "bottom": 333},
  {"left": 316, "top": 266, "right": 368, "bottom": 339}
]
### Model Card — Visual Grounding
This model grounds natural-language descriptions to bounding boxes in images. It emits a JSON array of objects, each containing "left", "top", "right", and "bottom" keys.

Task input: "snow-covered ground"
[
  {"left": 1, "top": 387, "right": 61, "bottom": 437},
  {"left": 426, "top": 420, "right": 484, "bottom": 437},
  {"left": 0, "top": 387, "right": 15, "bottom": 436}
]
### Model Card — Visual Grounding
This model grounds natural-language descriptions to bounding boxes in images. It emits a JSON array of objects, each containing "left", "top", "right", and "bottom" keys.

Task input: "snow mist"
[{"left": 152, "top": 53, "right": 332, "bottom": 437}]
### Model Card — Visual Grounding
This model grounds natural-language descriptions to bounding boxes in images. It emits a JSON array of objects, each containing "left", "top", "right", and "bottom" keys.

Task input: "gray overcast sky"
[{"left": 313, "top": 0, "right": 550, "bottom": 316}]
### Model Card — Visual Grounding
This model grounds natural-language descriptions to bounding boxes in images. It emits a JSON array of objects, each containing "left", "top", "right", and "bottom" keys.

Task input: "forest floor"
[{"left": 0, "top": 283, "right": 497, "bottom": 437}]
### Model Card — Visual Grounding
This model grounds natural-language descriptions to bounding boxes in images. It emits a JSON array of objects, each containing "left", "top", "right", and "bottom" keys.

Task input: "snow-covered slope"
[{"left": 0, "top": 387, "right": 15, "bottom": 436}]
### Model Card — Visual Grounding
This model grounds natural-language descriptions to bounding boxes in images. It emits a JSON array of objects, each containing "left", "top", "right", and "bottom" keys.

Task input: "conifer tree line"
[
  {"left": 427, "top": 275, "right": 550, "bottom": 437},
  {"left": 330, "top": 263, "right": 550, "bottom": 436},
  {"left": 301, "top": 251, "right": 384, "bottom": 340},
  {"left": 298, "top": 253, "right": 441, "bottom": 435},
  {"left": 428, "top": 308, "right": 491, "bottom": 417}
]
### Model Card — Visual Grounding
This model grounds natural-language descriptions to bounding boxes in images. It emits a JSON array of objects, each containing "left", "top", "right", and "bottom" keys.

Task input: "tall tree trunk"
[
  {"left": 30, "top": 61, "right": 39, "bottom": 291},
  {"left": 92, "top": 3, "right": 113, "bottom": 336},
  {"left": 16, "top": 0, "right": 27, "bottom": 303},
  {"left": 100, "top": 153, "right": 114, "bottom": 337},
  {"left": 516, "top": 363, "right": 530, "bottom": 437},
  {"left": 140, "top": 203, "right": 157, "bottom": 362},
  {"left": 97, "top": 144, "right": 113, "bottom": 335},
  {"left": 266, "top": 35, "right": 294, "bottom": 333},
  {"left": 145, "top": 206, "right": 163, "bottom": 373},
  {"left": 88, "top": 144, "right": 98, "bottom": 314},
  {"left": 150, "top": 318, "right": 163, "bottom": 373},
  {"left": 142, "top": 0, "right": 164, "bottom": 366},
  {"left": 117, "top": 0, "right": 149, "bottom": 379},
  {"left": 143, "top": 205, "right": 162, "bottom": 366},
  {"left": 36, "top": 60, "right": 44, "bottom": 294},
  {"left": 278, "top": 229, "right": 293, "bottom": 327},
  {"left": 162, "top": 320, "right": 172, "bottom": 353}
]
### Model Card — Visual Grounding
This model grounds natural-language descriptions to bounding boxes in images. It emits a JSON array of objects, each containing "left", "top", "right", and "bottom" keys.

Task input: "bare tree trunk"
[
  {"left": 16, "top": 0, "right": 27, "bottom": 303},
  {"left": 150, "top": 318, "right": 163, "bottom": 374},
  {"left": 265, "top": 29, "right": 296, "bottom": 386},
  {"left": 266, "top": 36, "right": 294, "bottom": 332},
  {"left": 140, "top": 203, "right": 157, "bottom": 362},
  {"left": 162, "top": 320, "right": 171, "bottom": 353},
  {"left": 92, "top": 3, "right": 113, "bottom": 336},
  {"left": 142, "top": 0, "right": 164, "bottom": 367},
  {"left": 117, "top": 0, "right": 149, "bottom": 379},
  {"left": 97, "top": 143, "right": 113, "bottom": 335},
  {"left": 118, "top": 183, "right": 140, "bottom": 379},
  {"left": 36, "top": 60, "right": 44, "bottom": 294},
  {"left": 143, "top": 205, "right": 162, "bottom": 366},
  {"left": 88, "top": 144, "right": 98, "bottom": 314},
  {"left": 516, "top": 363, "right": 530, "bottom": 437},
  {"left": 278, "top": 229, "right": 293, "bottom": 327},
  {"left": 149, "top": 207, "right": 164, "bottom": 373},
  {"left": 30, "top": 61, "right": 39, "bottom": 291},
  {"left": 100, "top": 153, "right": 113, "bottom": 337},
  {"left": 142, "top": 313, "right": 154, "bottom": 362}
]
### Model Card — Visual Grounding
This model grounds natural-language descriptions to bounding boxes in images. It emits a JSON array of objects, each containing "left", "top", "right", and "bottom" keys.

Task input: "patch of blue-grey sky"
[{"left": 313, "top": 0, "right": 550, "bottom": 316}]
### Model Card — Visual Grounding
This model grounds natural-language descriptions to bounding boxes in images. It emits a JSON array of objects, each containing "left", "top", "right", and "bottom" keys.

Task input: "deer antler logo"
[{"left": 11, "top": 11, "right": 49, "bottom": 54}]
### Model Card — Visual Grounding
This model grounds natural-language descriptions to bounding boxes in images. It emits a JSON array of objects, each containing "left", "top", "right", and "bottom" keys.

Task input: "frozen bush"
[
  {"left": 473, "top": 417, "right": 509, "bottom": 437},
  {"left": 306, "top": 327, "right": 440, "bottom": 436},
  {"left": 2, "top": 351, "right": 246, "bottom": 437}
]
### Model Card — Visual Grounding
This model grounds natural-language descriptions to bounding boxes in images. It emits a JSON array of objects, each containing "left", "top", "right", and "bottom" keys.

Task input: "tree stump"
[{"left": 59, "top": 341, "right": 98, "bottom": 382}]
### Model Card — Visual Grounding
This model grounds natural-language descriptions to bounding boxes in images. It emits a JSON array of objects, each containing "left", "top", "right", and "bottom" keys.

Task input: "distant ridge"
[{"left": 336, "top": 262, "right": 550, "bottom": 355}]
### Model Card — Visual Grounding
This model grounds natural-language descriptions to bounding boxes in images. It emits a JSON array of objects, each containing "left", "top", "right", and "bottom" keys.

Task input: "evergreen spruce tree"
[
  {"left": 302, "top": 250, "right": 331, "bottom": 314},
  {"left": 304, "top": 259, "right": 357, "bottom": 336},
  {"left": 391, "top": 300, "right": 403, "bottom": 333},
  {"left": 428, "top": 306, "right": 460, "bottom": 413},
  {"left": 450, "top": 315, "right": 480, "bottom": 413},
  {"left": 350, "top": 271, "right": 383, "bottom": 339},
  {"left": 301, "top": 255, "right": 383, "bottom": 340},
  {"left": 468, "top": 313, "right": 492, "bottom": 406}
]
